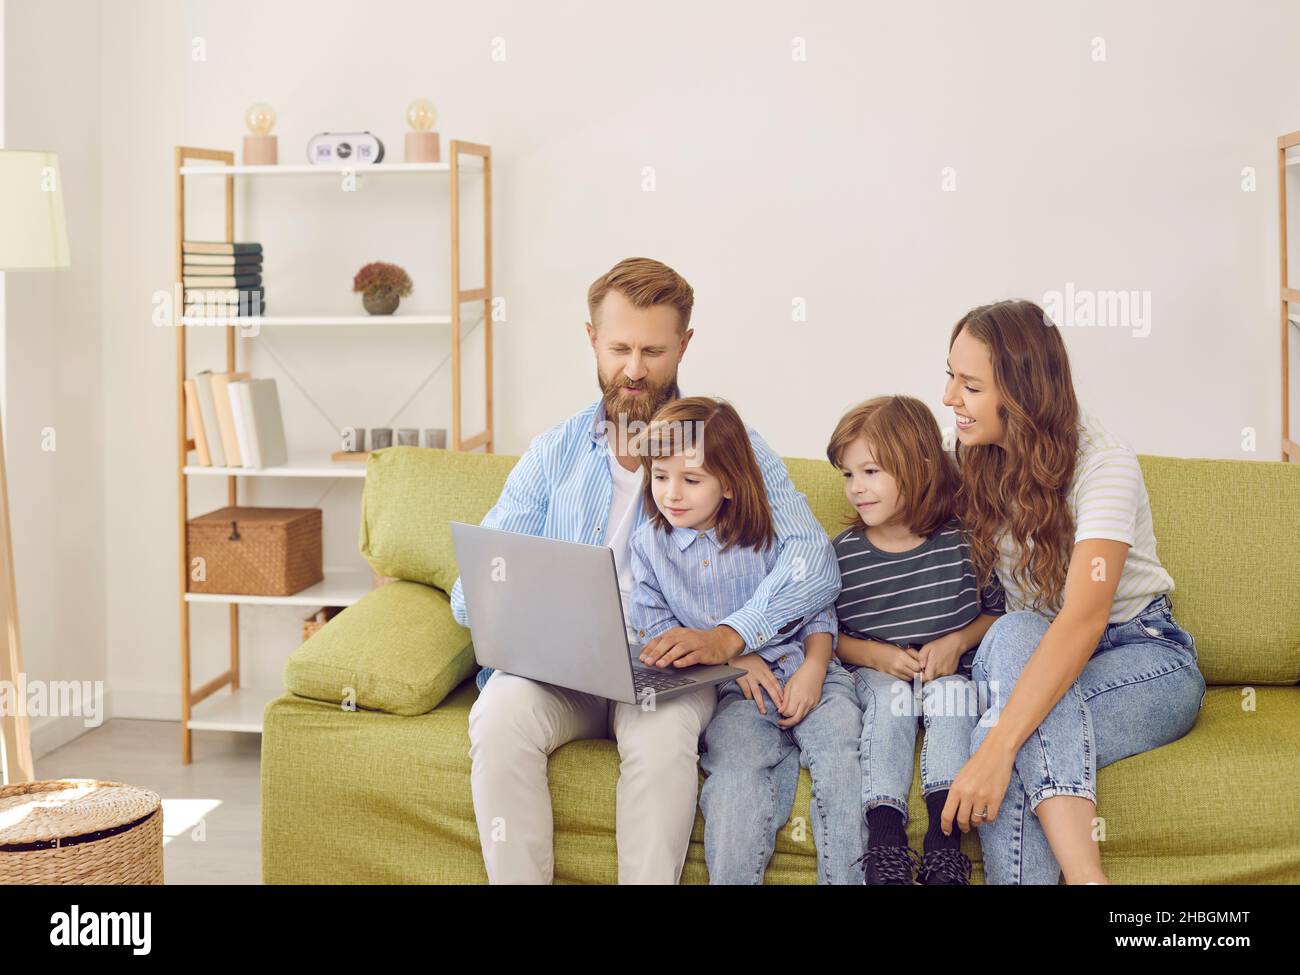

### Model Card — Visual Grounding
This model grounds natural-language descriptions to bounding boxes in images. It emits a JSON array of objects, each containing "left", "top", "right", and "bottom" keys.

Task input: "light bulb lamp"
[
  {"left": 404, "top": 98, "right": 440, "bottom": 163},
  {"left": 243, "top": 102, "right": 278, "bottom": 165},
  {"left": 0, "top": 149, "right": 71, "bottom": 784}
]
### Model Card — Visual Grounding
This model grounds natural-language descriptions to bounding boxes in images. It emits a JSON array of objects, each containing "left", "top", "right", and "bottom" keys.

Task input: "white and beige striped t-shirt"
[{"left": 995, "top": 412, "right": 1174, "bottom": 623}]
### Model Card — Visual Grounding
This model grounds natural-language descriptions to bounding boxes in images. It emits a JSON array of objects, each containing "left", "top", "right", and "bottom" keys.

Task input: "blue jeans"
[
  {"left": 970, "top": 595, "right": 1206, "bottom": 884},
  {"left": 700, "top": 665, "right": 864, "bottom": 884},
  {"left": 853, "top": 661, "right": 980, "bottom": 827}
]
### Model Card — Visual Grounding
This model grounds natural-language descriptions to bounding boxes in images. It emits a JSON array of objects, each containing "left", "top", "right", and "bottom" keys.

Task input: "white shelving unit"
[
  {"left": 184, "top": 454, "right": 367, "bottom": 478},
  {"left": 187, "top": 686, "right": 282, "bottom": 734},
  {"left": 179, "top": 312, "right": 454, "bottom": 327},
  {"left": 174, "top": 141, "right": 493, "bottom": 761},
  {"left": 183, "top": 569, "right": 373, "bottom": 607},
  {"left": 178, "top": 161, "right": 479, "bottom": 177}
]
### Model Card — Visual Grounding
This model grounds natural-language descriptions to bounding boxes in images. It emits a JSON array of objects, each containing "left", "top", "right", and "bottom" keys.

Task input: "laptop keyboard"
[{"left": 632, "top": 668, "right": 695, "bottom": 694}]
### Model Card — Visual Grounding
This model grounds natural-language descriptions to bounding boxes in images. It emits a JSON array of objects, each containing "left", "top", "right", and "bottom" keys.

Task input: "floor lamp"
[{"left": 0, "top": 149, "right": 70, "bottom": 785}]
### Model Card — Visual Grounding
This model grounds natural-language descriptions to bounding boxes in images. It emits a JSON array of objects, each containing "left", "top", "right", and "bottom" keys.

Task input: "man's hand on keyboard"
[{"left": 639, "top": 624, "right": 744, "bottom": 670}]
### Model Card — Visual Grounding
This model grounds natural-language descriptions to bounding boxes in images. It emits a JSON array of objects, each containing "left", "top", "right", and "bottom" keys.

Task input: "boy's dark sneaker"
[
  {"left": 854, "top": 845, "right": 921, "bottom": 885},
  {"left": 918, "top": 848, "right": 972, "bottom": 885}
]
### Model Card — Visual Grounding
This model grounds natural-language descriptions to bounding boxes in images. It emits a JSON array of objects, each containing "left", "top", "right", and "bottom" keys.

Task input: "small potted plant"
[{"left": 353, "top": 261, "right": 413, "bottom": 315}]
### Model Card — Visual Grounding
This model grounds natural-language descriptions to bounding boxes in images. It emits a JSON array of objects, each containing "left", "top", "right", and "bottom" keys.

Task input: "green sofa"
[{"left": 262, "top": 446, "right": 1300, "bottom": 883}]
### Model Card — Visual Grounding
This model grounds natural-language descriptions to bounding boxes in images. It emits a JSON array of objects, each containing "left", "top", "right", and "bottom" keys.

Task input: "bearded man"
[{"left": 450, "top": 257, "right": 839, "bottom": 884}]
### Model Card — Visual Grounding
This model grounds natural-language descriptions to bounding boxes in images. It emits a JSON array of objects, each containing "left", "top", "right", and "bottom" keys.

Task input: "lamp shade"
[{"left": 0, "top": 149, "right": 70, "bottom": 270}]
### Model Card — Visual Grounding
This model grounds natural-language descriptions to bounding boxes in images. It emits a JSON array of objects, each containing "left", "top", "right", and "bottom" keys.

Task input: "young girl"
[
  {"left": 628, "top": 396, "right": 862, "bottom": 885},
  {"left": 827, "top": 395, "right": 1005, "bottom": 885}
]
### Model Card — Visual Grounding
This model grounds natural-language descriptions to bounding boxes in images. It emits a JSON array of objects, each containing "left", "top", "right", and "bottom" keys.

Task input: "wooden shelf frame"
[
  {"left": 450, "top": 140, "right": 494, "bottom": 452},
  {"left": 174, "top": 141, "right": 494, "bottom": 762},
  {"left": 1280, "top": 130, "right": 1300, "bottom": 463}
]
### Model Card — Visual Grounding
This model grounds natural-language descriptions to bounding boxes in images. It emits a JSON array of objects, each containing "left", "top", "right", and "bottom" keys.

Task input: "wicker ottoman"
[{"left": 0, "top": 779, "right": 164, "bottom": 884}]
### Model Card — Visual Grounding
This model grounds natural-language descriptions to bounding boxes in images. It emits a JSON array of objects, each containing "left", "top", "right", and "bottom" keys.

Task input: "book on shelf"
[
  {"left": 184, "top": 285, "right": 264, "bottom": 298},
  {"left": 211, "top": 371, "right": 250, "bottom": 465},
  {"left": 192, "top": 371, "right": 226, "bottom": 467},
  {"left": 182, "top": 240, "right": 263, "bottom": 256},
  {"left": 184, "top": 287, "right": 266, "bottom": 317},
  {"left": 182, "top": 252, "right": 262, "bottom": 267},
  {"left": 184, "top": 370, "right": 285, "bottom": 469},
  {"left": 226, "top": 382, "right": 252, "bottom": 468},
  {"left": 227, "top": 378, "right": 287, "bottom": 468},
  {"left": 183, "top": 263, "right": 262, "bottom": 276},
  {"left": 182, "top": 379, "right": 212, "bottom": 465},
  {"left": 182, "top": 273, "right": 263, "bottom": 288},
  {"left": 184, "top": 304, "right": 268, "bottom": 318}
]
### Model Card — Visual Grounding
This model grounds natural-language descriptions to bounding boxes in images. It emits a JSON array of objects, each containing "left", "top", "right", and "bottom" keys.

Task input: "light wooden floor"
[{"left": 34, "top": 719, "right": 263, "bottom": 884}]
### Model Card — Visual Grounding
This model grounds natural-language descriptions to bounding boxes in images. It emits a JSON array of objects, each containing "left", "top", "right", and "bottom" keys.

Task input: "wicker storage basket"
[
  {"left": 187, "top": 505, "right": 322, "bottom": 596},
  {"left": 0, "top": 779, "right": 164, "bottom": 884},
  {"left": 301, "top": 606, "right": 342, "bottom": 642}
]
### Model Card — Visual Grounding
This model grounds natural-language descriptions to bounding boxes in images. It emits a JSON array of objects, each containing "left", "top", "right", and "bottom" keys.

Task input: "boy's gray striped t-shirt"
[{"left": 832, "top": 517, "right": 1005, "bottom": 648}]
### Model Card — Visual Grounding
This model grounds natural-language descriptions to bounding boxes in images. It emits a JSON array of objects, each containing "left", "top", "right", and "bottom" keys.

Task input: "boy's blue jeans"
[
  {"left": 852, "top": 661, "right": 979, "bottom": 827},
  {"left": 699, "top": 664, "right": 864, "bottom": 884}
]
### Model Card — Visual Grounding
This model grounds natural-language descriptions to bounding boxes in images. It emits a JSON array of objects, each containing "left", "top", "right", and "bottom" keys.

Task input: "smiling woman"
[
  {"left": 939, "top": 299, "right": 1206, "bottom": 885},
  {"left": 944, "top": 302, "right": 1080, "bottom": 611}
]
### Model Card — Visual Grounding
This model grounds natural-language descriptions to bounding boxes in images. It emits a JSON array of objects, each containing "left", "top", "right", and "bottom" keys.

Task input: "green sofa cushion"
[
  {"left": 283, "top": 580, "right": 474, "bottom": 716},
  {"left": 1136, "top": 455, "right": 1300, "bottom": 685},
  {"left": 359, "top": 446, "right": 520, "bottom": 593},
  {"left": 262, "top": 683, "right": 1300, "bottom": 883}
]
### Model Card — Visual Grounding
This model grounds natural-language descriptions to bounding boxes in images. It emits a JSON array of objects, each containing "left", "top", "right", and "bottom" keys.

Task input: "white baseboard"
[
  {"left": 28, "top": 686, "right": 176, "bottom": 760},
  {"left": 30, "top": 713, "right": 100, "bottom": 761},
  {"left": 28, "top": 687, "right": 275, "bottom": 761},
  {"left": 107, "top": 688, "right": 181, "bottom": 722}
]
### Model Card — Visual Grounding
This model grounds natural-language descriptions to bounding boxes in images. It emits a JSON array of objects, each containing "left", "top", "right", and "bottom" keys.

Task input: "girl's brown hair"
[
  {"left": 631, "top": 396, "right": 775, "bottom": 552},
  {"left": 825, "top": 395, "right": 959, "bottom": 538},
  {"left": 949, "top": 300, "right": 1079, "bottom": 612}
]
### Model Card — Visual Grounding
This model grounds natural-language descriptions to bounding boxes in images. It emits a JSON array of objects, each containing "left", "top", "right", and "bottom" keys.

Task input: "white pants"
[{"left": 467, "top": 670, "right": 716, "bottom": 884}]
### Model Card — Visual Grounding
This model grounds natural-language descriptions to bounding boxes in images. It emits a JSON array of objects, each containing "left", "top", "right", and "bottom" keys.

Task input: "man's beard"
[{"left": 597, "top": 368, "right": 679, "bottom": 427}]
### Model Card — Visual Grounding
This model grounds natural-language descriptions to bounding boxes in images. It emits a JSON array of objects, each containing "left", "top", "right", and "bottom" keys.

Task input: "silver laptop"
[{"left": 450, "top": 522, "right": 745, "bottom": 704}]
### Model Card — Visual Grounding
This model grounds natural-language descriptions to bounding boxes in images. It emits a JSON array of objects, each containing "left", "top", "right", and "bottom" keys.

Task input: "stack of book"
[
  {"left": 183, "top": 370, "right": 288, "bottom": 468},
  {"left": 182, "top": 241, "right": 265, "bottom": 317}
]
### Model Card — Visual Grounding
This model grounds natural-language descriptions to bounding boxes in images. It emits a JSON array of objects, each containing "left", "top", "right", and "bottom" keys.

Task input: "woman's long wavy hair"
[{"left": 951, "top": 300, "right": 1079, "bottom": 613}]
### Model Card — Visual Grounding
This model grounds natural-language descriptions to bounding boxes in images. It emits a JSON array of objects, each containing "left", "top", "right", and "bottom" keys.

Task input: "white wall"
[
  {"left": 5, "top": 0, "right": 1300, "bottom": 731},
  {"left": 3, "top": 0, "right": 106, "bottom": 753}
]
